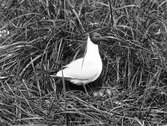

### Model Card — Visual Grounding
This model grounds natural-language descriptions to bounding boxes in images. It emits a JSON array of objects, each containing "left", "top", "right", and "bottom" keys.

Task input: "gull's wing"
[{"left": 55, "top": 57, "right": 102, "bottom": 84}]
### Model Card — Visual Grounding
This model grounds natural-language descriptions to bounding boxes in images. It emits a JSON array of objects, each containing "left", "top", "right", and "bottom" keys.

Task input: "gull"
[{"left": 51, "top": 33, "right": 103, "bottom": 95}]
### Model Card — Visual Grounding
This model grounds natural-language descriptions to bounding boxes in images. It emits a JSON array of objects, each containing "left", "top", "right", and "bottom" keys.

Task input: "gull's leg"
[{"left": 83, "top": 84, "right": 89, "bottom": 96}]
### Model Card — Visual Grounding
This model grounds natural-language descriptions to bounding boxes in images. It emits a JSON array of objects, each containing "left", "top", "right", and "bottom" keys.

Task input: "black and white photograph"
[{"left": 0, "top": 0, "right": 167, "bottom": 125}]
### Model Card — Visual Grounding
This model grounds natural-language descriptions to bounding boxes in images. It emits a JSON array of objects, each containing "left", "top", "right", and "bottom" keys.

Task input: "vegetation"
[{"left": 0, "top": 0, "right": 167, "bottom": 125}]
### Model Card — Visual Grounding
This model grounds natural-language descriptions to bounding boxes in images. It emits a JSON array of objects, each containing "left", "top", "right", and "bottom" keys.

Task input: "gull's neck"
[{"left": 85, "top": 36, "right": 100, "bottom": 59}]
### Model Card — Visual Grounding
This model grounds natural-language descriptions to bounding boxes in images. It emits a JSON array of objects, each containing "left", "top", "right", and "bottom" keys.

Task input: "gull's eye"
[{"left": 92, "top": 32, "right": 101, "bottom": 38}]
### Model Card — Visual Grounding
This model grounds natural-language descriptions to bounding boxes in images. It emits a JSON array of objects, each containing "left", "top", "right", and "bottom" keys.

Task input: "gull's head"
[{"left": 87, "top": 32, "right": 102, "bottom": 45}]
